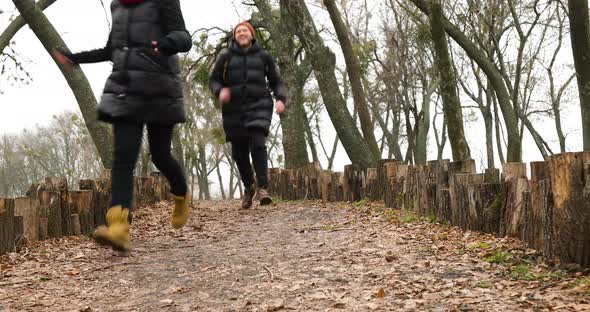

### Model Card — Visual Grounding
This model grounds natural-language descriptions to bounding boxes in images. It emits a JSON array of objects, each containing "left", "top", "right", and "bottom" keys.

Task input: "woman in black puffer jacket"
[
  {"left": 52, "top": 0, "right": 192, "bottom": 252},
  {"left": 209, "top": 21, "right": 287, "bottom": 209}
]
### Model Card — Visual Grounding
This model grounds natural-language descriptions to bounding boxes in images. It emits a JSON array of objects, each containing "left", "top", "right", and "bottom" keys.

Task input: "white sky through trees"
[{"left": 0, "top": 0, "right": 585, "bottom": 175}]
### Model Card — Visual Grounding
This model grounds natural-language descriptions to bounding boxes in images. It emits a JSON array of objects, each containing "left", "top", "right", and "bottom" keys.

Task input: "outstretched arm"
[
  {"left": 264, "top": 52, "right": 288, "bottom": 104},
  {"left": 209, "top": 51, "right": 229, "bottom": 98},
  {"left": 58, "top": 31, "right": 112, "bottom": 64}
]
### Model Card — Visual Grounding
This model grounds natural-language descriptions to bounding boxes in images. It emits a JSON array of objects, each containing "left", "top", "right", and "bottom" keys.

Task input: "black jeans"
[
  {"left": 230, "top": 130, "right": 269, "bottom": 190},
  {"left": 111, "top": 123, "right": 187, "bottom": 210}
]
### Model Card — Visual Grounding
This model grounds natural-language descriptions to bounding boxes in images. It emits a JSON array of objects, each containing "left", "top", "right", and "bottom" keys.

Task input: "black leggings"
[
  {"left": 231, "top": 130, "right": 269, "bottom": 189},
  {"left": 111, "top": 123, "right": 187, "bottom": 210}
]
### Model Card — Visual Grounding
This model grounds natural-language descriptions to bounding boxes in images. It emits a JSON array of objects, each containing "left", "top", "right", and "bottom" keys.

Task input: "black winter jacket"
[
  {"left": 209, "top": 40, "right": 287, "bottom": 141},
  {"left": 65, "top": 0, "right": 192, "bottom": 125}
]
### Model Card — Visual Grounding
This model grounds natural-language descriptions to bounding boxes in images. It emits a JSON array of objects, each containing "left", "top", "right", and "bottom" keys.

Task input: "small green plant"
[
  {"left": 381, "top": 208, "right": 398, "bottom": 222},
  {"left": 574, "top": 277, "right": 590, "bottom": 295},
  {"left": 401, "top": 210, "right": 419, "bottom": 224},
  {"left": 485, "top": 250, "right": 512, "bottom": 264},
  {"left": 467, "top": 242, "right": 493, "bottom": 251},
  {"left": 476, "top": 280, "right": 491, "bottom": 288},
  {"left": 510, "top": 264, "right": 565, "bottom": 281},
  {"left": 509, "top": 265, "right": 535, "bottom": 281},
  {"left": 353, "top": 197, "right": 370, "bottom": 207},
  {"left": 425, "top": 215, "right": 438, "bottom": 224}
]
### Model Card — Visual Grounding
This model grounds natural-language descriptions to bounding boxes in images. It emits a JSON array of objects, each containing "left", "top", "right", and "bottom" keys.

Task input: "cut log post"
[
  {"left": 448, "top": 160, "right": 476, "bottom": 226},
  {"left": 397, "top": 165, "right": 409, "bottom": 210},
  {"left": 134, "top": 177, "right": 150, "bottom": 206},
  {"left": 404, "top": 165, "right": 419, "bottom": 213},
  {"left": 530, "top": 161, "right": 549, "bottom": 182},
  {"left": 39, "top": 191, "right": 62, "bottom": 238},
  {"left": 548, "top": 152, "right": 590, "bottom": 267},
  {"left": 41, "top": 177, "right": 71, "bottom": 236},
  {"left": 426, "top": 160, "right": 448, "bottom": 218},
  {"left": 502, "top": 162, "right": 527, "bottom": 181},
  {"left": 13, "top": 216, "right": 24, "bottom": 250},
  {"left": 415, "top": 165, "right": 429, "bottom": 216},
  {"left": 320, "top": 170, "right": 333, "bottom": 202},
  {"left": 373, "top": 159, "right": 395, "bottom": 201},
  {"left": 14, "top": 197, "right": 40, "bottom": 242},
  {"left": 437, "top": 189, "right": 451, "bottom": 222},
  {"left": 366, "top": 168, "right": 378, "bottom": 201},
  {"left": 502, "top": 178, "right": 530, "bottom": 238},
  {"left": 70, "top": 214, "right": 81, "bottom": 236},
  {"left": 151, "top": 172, "right": 163, "bottom": 202},
  {"left": 484, "top": 168, "right": 500, "bottom": 183},
  {"left": 80, "top": 178, "right": 110, "bottom": 227},
  {"left": 0, "top": 199, "right": 15, "bottom": 254},
  {"left": 539, "top": 179, "right": 554, "bottom": 257},
  {"left": 527, "top": 161, "right": 551, "bottom": 251},
  {"left": 69, "top": 190, "right": 94, "bottom": 235},
  {"left": 383, "top": 162, "right": 398, "bottom": 208},
  {"left": 435, "top": 160, "right": 451, "bottom": 222},
  {"left": 39, "top": 217, "right": 48, "bottom": 241},
  {"left": 331, "top": 172, "right": 344, "bottom": 202},
  {"left": 466, "top": 182, "right": 504, "bottom": 234},
  {"left": 344, "top": 165, "right": 366, "bottom": 202},
  {"left": 268, "top": 168, "right": 282, "bottom": 197},
  {"left": 454, "top": 173, "right": 484, "bottom": 228}
]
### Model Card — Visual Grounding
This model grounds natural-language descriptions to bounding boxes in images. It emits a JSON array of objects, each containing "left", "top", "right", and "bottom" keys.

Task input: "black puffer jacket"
[
  {"left": 65, "top": 0, "right": 192, "bottom": 125},
  {"left": 209, "top": 40, "right": 287, "bottom": 141}
]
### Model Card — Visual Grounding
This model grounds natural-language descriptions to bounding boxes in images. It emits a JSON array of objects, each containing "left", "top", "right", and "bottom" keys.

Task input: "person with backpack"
[
  {"left": 52, "top": 0, "right": 192, "bottom": 251},
  {"left": 209, "top": 21, "right": 287, "bottom": 209}
]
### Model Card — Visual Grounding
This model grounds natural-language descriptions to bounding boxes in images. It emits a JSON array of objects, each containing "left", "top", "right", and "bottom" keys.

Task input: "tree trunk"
[
  {"left": 197, "top": 144, "right": 210, "bottom": 200},
  {"left": 415, "top": 79, "right": 437, "bottom": 164},
  {"left": 252, "top": 0, "right": 310, "bottom": 169},
  {"left": 12, "top": 0, "right": 114, "bottom": 168},
  {"left": 323, "top": 0, "right": 380, "bottom": 159},
  {"left": 172, "top": 127, "right": 185, "bottom": 172},
  {"left": 216, "top": 160, "right": 226, "bottom": 200},
  {"left": 409, "top": 0, "right": 521, "bottom": 162},
  {"left": 568, "top": 0, "right": 590, "bottom": 151},
  {"left": 0, "top": 0, "right": 56, "bottom": 54},
  {"left": 428, "top": 0, "right": 471, "bottom": 162},
  {"left": 282, "top": 0, "right": 376, "bottom": 168}
]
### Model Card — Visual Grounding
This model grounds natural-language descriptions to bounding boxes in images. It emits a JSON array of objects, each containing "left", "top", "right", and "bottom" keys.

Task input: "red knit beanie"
[{"left": 233, "top": 21, "right": 256, "bottom": 40}]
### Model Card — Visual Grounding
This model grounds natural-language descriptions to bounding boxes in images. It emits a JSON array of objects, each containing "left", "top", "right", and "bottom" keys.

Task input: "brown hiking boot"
[
  {"left": 171, "top": 192, "right": 191, "bottom": 229},
  {"left": 258, "top": 187, "right": 272, "bottom": 206},
  {"left": 93, "top": 206, "right": 131, "bottom": 252},
  {"left": 241, "top": 184, "right": 256, "bottom": 209}
]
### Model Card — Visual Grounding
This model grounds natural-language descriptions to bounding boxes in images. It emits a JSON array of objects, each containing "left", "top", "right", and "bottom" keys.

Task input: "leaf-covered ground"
[{"left": 1, "top": 200, "right": 589, "bottom": 311}]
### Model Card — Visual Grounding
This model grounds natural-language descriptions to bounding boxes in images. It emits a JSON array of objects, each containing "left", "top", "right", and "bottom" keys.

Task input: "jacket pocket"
[{"left": 138, "top": 49, "right": 169, "bottom": 72}]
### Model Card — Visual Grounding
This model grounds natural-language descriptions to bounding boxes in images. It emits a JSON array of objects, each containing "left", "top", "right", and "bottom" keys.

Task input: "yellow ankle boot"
[
  {"left": 171, "top": 193, "right": 191, "bottom": 229},
  {"left": 93, "top": 206, "right": 131, "bottom": 251}
]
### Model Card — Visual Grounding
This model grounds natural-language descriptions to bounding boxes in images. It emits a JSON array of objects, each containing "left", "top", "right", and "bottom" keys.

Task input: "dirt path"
[{"left": 1, "top": 200, "right": 589, "bottom": 311}]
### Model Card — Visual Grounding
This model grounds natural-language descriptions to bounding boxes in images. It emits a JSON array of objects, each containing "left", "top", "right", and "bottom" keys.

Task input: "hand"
[
  {"left": 275, "top": 100, "right": 286, "bottom": 115},
  {"left": 52, "top": 49, "right": 73, "bottom": 69},
  {"left": 219, "top": 88, "right": 231, "bottom": 105},
  {"left": 151, "top": 41, "right": 160, "bottom": 55}
]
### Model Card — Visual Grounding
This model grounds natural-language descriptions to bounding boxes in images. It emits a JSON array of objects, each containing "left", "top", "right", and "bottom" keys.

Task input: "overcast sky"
[
  {"left": 0, "top": 0, "right": 585, "bottom": 175},
  {"left": 0, "top": 0, "right": 243, "bottom": 133}
]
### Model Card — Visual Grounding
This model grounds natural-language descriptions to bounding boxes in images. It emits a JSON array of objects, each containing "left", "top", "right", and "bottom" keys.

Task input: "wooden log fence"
[
  {"left": 268, "top": 152, "right": 590, "bottom": 268},
  {"left": 0, "top": 171, "right": 171, "bottom": 254}
]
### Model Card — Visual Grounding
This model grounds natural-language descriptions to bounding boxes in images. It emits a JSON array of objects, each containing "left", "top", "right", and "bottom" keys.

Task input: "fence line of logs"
[
  {"left": 267, "top": 152, "right": 590, "bottom": 268},
  {"left": 0, "top": 171, "right": 171, "bottom": 255}
]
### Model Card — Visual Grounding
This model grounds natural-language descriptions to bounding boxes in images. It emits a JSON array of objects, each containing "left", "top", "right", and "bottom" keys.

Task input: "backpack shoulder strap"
[{"left": 222, "top": 50, "right": 234, "bottom": 84}]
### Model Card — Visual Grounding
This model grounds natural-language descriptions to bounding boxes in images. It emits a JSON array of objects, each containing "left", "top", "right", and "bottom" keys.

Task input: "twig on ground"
[{"left": 263, "top": 266, "right": 274, "bottom": 282}]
